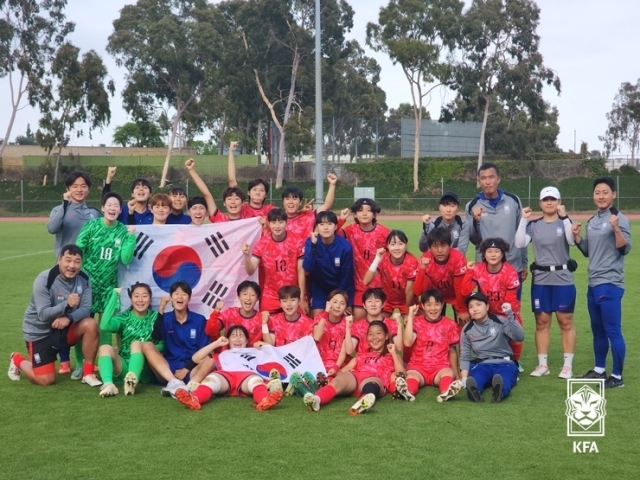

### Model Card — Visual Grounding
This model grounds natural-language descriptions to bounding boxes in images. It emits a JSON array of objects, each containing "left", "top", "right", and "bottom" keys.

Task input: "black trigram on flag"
[
  {"left": 283, "top": 353, "right": 302, "bottom": 369},
  {"left": 202, "top": 280, "right": 229, "bottom": 308},
  {"left": 134, "top": 233, "right": 154, "bottom": 260},
  {"left": 205, "top": 232, "right": 230, "bottom": 258}
]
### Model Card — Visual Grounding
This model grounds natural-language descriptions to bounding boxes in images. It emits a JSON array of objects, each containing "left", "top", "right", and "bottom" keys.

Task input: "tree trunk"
[
  {"left": 0, "top": 73, "right": 26, "bottom": 161},
  {"left": 161, "top": 112, "right": 181, "bottom": 188},
  {"left": 256, "top": 120, "right": 262, "bottom": 162},
  {"left": 413, "top": 107, "right": 422, "bottom": 192},
  {"left": 53, "top": 144, "right": 63, "bottom": 186},
  {"left": 477, "top": 96, "right": 490, "bottom": 177}
]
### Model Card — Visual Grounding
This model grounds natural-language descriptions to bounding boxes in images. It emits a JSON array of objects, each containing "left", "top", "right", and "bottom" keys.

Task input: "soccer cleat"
[
  {"left": 437, "top": 379, "right": 464, "bottom": 403},
  {"left": 284, "top": 381, "right": 296, "bottom": 397},
  {"left": 604, "top": 376, "right": 624, "bottom": 388},
  {"left": 175, "top": 388, "right": 201, "bottom": 410},
  {"left": 70, "top": 367, "right": 83, "bottom": 381},
  {"left": 466, "top": 376, "right": 484, "bottom": 403},
  {"left": 316, "top": 372, "right": 328, "bottom": 388},
  {"left": 349, "top": 393, "right": 376, "bottom": 416},
  {"left": 124, "top": 372, "right": 139, "bottom": 396},
  {"left": 8, "top": 353, "right": 21, "bottom": 381},
  {"left": 267, "top": 369, "right": 284, "bottom": 394},
  {"left": 530, "top": 365, "right": 550, "bottom": 377},
  {"left": 288, "top": 372, "right": 311, "bottom": 397},
  {"left": 99, "top": 382, "right": 119, "bottom": 397},
  {"left": 303, "top": 392, "right": 320, "bottom": 412},
  {"left": 161, "top": 378, "right": 186, "bottom": 397},
  {"left": 255, "top": 390, "right": 283, "bottom": 411},
  {"left": 393, "top": 375, "right": 415, "bottom": 402},
  {"left": 82, "top": 374, "right": 103, "bottom": 387},
  {"left": 517, "top": 361, "right": 524, "bottom": 373},
  {"left": 302, "top": 372, "right": 318, "bottom": 393},
  {"left": 58, "top": 361, "right": 71, "bottom": 375},
  {"left": 579, "top": 369, "right": 607, "bottom": 380},
  {"left": 186, "top": 381, "right": 200, "bottom": 392},
  {"left": 558, "top": 366, "right": 573, "bottom": 379},
  {"left": 491, "top": 374, "right": 504, "bottom": 403}
]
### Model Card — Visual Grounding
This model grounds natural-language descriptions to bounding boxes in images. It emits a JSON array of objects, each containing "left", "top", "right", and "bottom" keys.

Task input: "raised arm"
[
  {"left": 185, "top": 158, "right": 217, "bottom": 216},
  {"left": 227, "top": 141, "right": 239, "bottom": 187},
  {"left": 317, "top": 173, "right": 337, "bottom": 212}
]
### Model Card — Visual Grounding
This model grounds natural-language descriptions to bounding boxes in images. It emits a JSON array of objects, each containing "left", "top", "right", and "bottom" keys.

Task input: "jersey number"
[
  {"left": 100, "top": 247, "right": 113, "bottom": 261},
  {"left": 363, "top": 249, "right": 370, "bottom": 260},
  {"left": 275, "top": 259, "right": 287, "bottom": 272}
]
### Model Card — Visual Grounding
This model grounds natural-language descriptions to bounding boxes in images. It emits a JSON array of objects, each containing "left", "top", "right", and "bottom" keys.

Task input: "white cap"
[{"left": 539, "top": 186, "right": 561, "bottom": 200}]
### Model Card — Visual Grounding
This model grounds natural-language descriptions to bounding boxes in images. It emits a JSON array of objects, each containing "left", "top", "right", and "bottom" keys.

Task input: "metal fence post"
[
  {"left": 572, "top": 198, "right": 575, "bottom": 213},
  {"left": 528, "top": 176, "right": 531, "bottom": 206},
  {"left": 186, "top": 178, "right": 189, "bottom": 197},
  {"left": 398, "top": 198, "right": 401, "bottom": 211},
  {"left": 617, "top": 175, "right": 620, "bottom": 210},
  {"left": 270, "top": 178, "right": 273, "bottom": 205},
  {"left": 21, "top": 180, "right": 24, "bottom": 216}
]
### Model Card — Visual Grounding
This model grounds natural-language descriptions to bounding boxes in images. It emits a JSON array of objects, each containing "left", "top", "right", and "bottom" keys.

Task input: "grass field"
[{"left": 0, "top": 220, "right": 638, "bottom": 480}]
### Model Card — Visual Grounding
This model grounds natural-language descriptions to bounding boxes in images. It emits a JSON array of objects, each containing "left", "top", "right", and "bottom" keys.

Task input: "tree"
[
  {"left": 107, "top": 0, "right": 224, "bottom": 187},
  {"left": 113, "top": 120, "right": 165, "bottom": 147},
  {"left": 36, "top": 43, "right": 114, "bottom": 185},
  {"left": 600, "top": 79, "right": 640, "bottom": 166},
  {"left": 367, "top": 0, "right": 462, "bottom": 191},
  {"left": 0, "top": 0, "right": 74, "bottom": 161},
  {"left": 15, "top": 123, "right": 36, "bottom": 145},
  {"left": 446, "top": 0, "right": 561, "bottom": 171}
]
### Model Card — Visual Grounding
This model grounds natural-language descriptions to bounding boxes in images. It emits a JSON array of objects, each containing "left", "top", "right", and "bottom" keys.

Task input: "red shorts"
[
  {"left": 353, "top": 289, "right": 365, "bottom": 308},
  {"left": 383, "top": 302, "right": 408, "bottom": 315},
  {"left": 217, "top": 371, "right": 255, "bottom": 397},
  {"left": 350, "top": 371, "right": 391, "bottom": 397},
  {"left": 260, "top": 293, "right": 282, "bottom": 314},
  {"left": 406, "top": 364, "right": 451, "bottom": 386}
]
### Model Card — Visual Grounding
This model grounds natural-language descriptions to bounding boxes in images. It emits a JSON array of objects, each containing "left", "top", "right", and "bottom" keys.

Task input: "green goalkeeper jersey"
[
  {"left": 76, "top": 218, "right": 136, "bottom": 313},
  {"left": 100, "top": 289, "right": 162, "bottom": 361}
]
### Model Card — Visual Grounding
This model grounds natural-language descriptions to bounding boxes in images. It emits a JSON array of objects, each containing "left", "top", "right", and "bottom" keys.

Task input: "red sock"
[
  {"left": 510, "top": 341, "right": 522, "bottom": 361},
  {"left": 252, "top": 384, "right": 268, "bottom": 404},
  {"left": 193, "top": 385, "right": 213, "bottom": 404},
  {"left": 83, "top": 362, "right": 94, "bottom": 377},
  {"left": 316, "top": 385, "right": 337, "bottom": 405},
  {"left": 12, "top": 353, "right": 26, "bottom": 369},
  {"left": 407, "top": 377, "right": 419, "bottom": 395},
  {"left": 439, "top": 375, "right": 453, "bottom": 393}
]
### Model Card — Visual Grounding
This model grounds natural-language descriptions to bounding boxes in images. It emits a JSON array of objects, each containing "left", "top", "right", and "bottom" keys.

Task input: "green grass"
[{"left": 0, "top": 220, "right": 638, "bottom": 479}]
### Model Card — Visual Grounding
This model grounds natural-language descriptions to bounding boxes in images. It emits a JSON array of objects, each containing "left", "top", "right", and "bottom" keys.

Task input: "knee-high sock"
[
  {"left": 251, "top": 384, "right": 268, "bottom": 404},
  {"left": 128, "top": 352, "right": 145, "bottom": 378},
  {"left": 439, "top": 375, "right": 453, "bottom": 393},
  {"left": 407, "top": 377, "right": 420, "bottom": 395},
  {"left": 193, "top": 385, "right": 213, "bottom": 404},
  {"left": 74, "top": 342, "right": 84, "bottom": 365},
  {"left": 59, "top": 347, "right": 70, "bottom": 363},
  {"left": 316, "top": 385, "right": 337, "bottom": 404},
  {"left": 98, "top": 356, "right": 114, "bottom": 384}
]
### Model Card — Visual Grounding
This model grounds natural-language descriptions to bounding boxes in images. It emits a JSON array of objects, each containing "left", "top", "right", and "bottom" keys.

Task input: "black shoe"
[
  {"left": 604, "top": 376, "right": 624, "bottom": 388},
  {"left": 466, "top": 377, "right": 484, "bottom": 403},
  {"left": 491, "top": 374, "right": 504, "bottom": 403},
  {"left": 578, "top": 369, "right": 607, "bottom": 379}
]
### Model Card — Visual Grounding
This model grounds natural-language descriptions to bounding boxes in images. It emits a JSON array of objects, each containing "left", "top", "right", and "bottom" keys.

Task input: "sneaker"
[
  {"left": 491, "top": 374, "right": 504, "bottom": 403},
  {"left": 161, "top": 378, "right": 186, "bottom": 397},
  {"left": 82, "top": 374, "right": 103, "bottom": 387},
  {"left": 175, "top": 388, "right": 201, "bottom": 410},
  {"left": 302, "top": 372, "right": 318, "bottom": 393},
  {"left": 8, "top": 353, "right": 21, "bottom": 381},
  {"left": 99, "top": 382, "right": 119, "bottom": 397},
  {"left": 256, "top": 390, "right": 283, "bottom": 411},
  {"left": 70, "top": 367, "right": 83, "bottom": 381},
  {"left": 579, "top": 369, "right": 607, "bottom": 380},
  {"left": 466, "top": 377, "right": 484, "bottom": 403},
  {"left": 303, "top": 392, "right": 320, "bottom": 412},
  {"left": 393, "top": 375, "right": 415, "bottom": 402},
  {"left": 530, "top": 365, "right": 550, "bottom": 377},
  {"left": 517, "top": 361, "right": 524, "bottom": 373},
  {"left": 316, "top": 372, "right": 328, "bottom": 388},
  {"left": 437, "top": 379, "right": 464, "bottom": 403},
  {"left": 558, "top": 366, "right": 573, "bottom": 379},
  {"left": 58, "top": 361, "right": 71, "bottom": 375},
  {"left": 604, "top": 376, "right": 624, "bottom": 388},
  {"left": 124, "top": 372, "right": 138, "bottom": 396},
  {"left": 288, "top": 372, "right": 312, "bottom": 397},
  {"left": 267, "top": 369, "right": 284, "bottom": 393},
  {"left": 349, "top": 393, "right": 376, "bottom": 415}
]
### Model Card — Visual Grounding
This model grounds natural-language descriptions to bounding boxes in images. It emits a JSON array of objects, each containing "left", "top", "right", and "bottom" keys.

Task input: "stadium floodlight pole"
[{"left": 314, "top": 0, "right": 323, "bottom": 206}]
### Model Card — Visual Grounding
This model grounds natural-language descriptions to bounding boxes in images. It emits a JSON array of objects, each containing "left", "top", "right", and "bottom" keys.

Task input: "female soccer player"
[
  {"left": 205, "top": 281, "right": 263, "bottom": 346},
  {"left": 96, "top": 284, "right": 161, "bottom": 398},
  {"left": 149, "top": 193, "right": 171, "bottom": 225},
  {"left": 515, "top": 187, "right": 577, "bottom": 379},
  {"left": 303, "top": 321, "right": 405, "bottom": 415},
  {"left": 174, "top": 325, "right": 283, "bottom": 411},
  {"left": 363, "top": 230, "right": 418, "bottom": 316},
  {"left": 313, "top": 290, "right": 350, "bottom": 375}
]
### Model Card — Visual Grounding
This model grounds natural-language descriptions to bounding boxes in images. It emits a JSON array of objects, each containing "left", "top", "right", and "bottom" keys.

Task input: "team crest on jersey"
[
  {"left": 453, "top": 230, "right": 459, "bottom": 238},
  {"left": 489, "top": 327, "right": 497, "bottom": 336},
  {"left": 190, "top": 329, "right": 196, "bottom": 339},
  {"left": 115, "top": 238, "right": 121, "bottom": 247},
  {"left": 556, "top": 227, "right": 563, "bottom": 236},
  {"left": 56, "top": 292, "right": 64, "bottom": 301},
  {"left": 504, "top": 205, "right": 511, "bottom": 214},
  {"left": 334, "top": 257, "right": 340, "bottom": 267}
]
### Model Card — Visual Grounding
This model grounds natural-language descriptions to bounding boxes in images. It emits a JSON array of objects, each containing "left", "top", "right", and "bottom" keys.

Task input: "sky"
[{"left": 1, "top": 0, "right": 639, "bottom": 156}]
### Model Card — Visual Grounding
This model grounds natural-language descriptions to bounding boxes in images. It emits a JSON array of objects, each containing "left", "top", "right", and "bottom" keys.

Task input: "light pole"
[{"left": 314, "top": 0, "right": 323, "bottom": 205}]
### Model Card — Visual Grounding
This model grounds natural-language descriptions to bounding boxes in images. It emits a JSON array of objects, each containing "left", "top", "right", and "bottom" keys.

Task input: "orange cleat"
[
  {"left": 255, "top": 390, "right": 283, "bottom": 411},
  {"left": 176, "top": 388, "right": 201, "bottom": 411}
]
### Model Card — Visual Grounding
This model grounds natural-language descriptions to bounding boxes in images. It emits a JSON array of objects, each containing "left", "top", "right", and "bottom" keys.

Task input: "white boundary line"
[{"left": 0, "top": 250, "right": 54, "bottom": 262}]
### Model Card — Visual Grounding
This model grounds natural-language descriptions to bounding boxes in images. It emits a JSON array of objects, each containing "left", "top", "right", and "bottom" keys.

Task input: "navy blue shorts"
[
  {"left": 531, "top": 284, "right": 576, "bottom": 313},
  {"left": 310, "top": 289, "right": 329, "bottom": 310}
]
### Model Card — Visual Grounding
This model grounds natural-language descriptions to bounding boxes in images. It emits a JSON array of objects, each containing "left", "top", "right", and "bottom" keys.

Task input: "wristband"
[
  {"left": 368, "top": 255, "right": 382, "bottom": 273},
  {"left": 261, "top": 324, "right": 269, "bottom": 334}
]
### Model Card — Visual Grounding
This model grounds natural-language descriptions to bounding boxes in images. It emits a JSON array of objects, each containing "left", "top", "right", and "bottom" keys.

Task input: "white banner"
[
  {"left": 219, "top": 336, "right": 326, "bottom": 381},
  {"left": 117, "top": 219, "right": 262, "bottom": 318}
]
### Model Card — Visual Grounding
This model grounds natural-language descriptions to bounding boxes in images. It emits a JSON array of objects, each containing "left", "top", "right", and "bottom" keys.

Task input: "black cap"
[
  {"left": 465, "top": 291, "right": 489, "bottom": 306},
  {"left": 439, "top": 191, "right": 459, "bottom": 205}
]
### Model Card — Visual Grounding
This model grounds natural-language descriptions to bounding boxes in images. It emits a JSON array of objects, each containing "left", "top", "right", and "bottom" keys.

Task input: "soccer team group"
[{"left": 7, "top": 145, "right": 632, "bottom": 415}]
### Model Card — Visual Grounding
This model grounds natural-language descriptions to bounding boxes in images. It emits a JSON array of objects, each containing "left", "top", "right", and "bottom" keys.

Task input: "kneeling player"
[
  {"left": 205, "top": 281, "right": 263, "bottom": 346},
  {"left": 313, "top": 290, "right": 350, "bottom": 376},
  {"left": 398, "top": 290, "right": 463, "bottom": 403},
  {"left": 303, "top": 321, "right": 405, "bottom": 415},
  {"left": 175, "top": 325, "right": 283, "bottom": 411},
  {"left": 263, "top": 286, "right": 314, "bottom": 346}
]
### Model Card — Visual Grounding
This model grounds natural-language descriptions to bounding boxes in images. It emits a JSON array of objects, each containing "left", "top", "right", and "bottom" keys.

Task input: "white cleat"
[
  {"left": 558, "top": 366, "right": 573, "bottom": 379},
  {"left": 161, "top": 378, "right": 186, "bottom": 397},
  {"left": 437, "top": 379, "right": 464, "bottom": 403},
  {"left": 349, "top": 393, "right": 376, "bottom": 416},
  {"left": 530, "top": 365, "right": 550, "bottom": 377},
  {"left": 393, "top": 375, "right": 415, "bottom": 402},
  {"left": 82, "top": 374, "right": 103, "bottom": 387},
  {"left": 124, "top": 372, "right": 138, "bottom": 395},
  {"left": 99, "top": 382, "right": 119, "bottom": 397},
  {"left": 303, "top": 392, "right": 320, "bottom": 412},
  {"left": 8, "top": 353, "right": 21, "bottom": 381},
  {"left": 267, "top": 368, "right": 284, "bottom": 393}
]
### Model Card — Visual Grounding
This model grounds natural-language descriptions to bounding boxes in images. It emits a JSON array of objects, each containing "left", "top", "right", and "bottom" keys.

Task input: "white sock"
[
  {"left": 611, "top": 374, "right": 621, "bottom": 379},
  {"left": 563, "top": 353, "right": 574, "bottom": 368},
  {"left": 538, "top": 354, "right": 548, "bottom": 366},
  {"left": 594, "top": 366, "right": 605, "bottom": 374}
]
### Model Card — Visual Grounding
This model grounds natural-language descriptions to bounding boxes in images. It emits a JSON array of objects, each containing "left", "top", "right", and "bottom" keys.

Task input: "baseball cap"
[
  {"left": 465, "top": 291, "right": 489, "bottom": 306},
  {"left": 439, "top": 191, "right": 459, "bottom": 204},
  {"left": 539, "top": 186, "right": 561, "bottom": 200}
]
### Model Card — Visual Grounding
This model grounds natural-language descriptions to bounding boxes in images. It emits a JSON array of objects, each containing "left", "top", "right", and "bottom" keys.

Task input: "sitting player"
[
  {"left": 398, "top": 290, "right": 463, "bottom": 403},
  {"left": 460, "top": 292, "right": 524, "bottom": 403},
  {"left": 8, "top": 245, "right": 101, "bottom": 387},
  {"left": 313, "top": 290, "right": 350, "bottom": 376},
  {"left": 303, "top": 321, "right": 405, "bottom": 415},
  {"left": 363, "top": 229, "right": 418, "bottom": 316},
  {"left": 119, "top": 178, "right": 153, "bottom": 225},
  {"left": 205, "top": 281, "right": 263, "bottom": 346},
  {"left": 419, "top": 191, "right": 469, "bottom": 253},
  {"left": 227, "top": 140, "right": 275, "bottom": 218},
  {"left": 263, "top": 286, "right": 314, "bottom": 346},
  {"left": 174, "top": 325, "right": 283, "bottom": 411},
  {"left": 166, "top": 186, "right": 191, "bottom": 224},
  {"left": 96, "top": 284, "right": 162, "bottom": 397},
  {"left": 149, "top": 193, "right": 171, "bottom": 225}
]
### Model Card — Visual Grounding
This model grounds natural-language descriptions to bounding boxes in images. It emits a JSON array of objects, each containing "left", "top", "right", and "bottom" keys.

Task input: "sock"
[
  {"left": 439, "top": 375, "right": 453, "bottom": 393},
  {"left": 74, "top": 342, "right": 84, "bottom": 366},
  {"left": 59, "top": 347, "right": 70, "bottom": 363},
  {"left": 251, "top": 384, "right": 268, "bottom": 404},
  {"left": 99, "top": 332, "right": 112, "bottom": 347},
  {"left": 193, "top": 385, "right": 213, "bottom": 404},
  {"left": 594, "top": 366, "right": 605, "bottom": 374},
  {"left": 538, "top": 354, "right": 548, "bottom": 366},
  {"left": 98, "top": 356, "right": 113, "bottom": 383},
  {"left": 128, "top": 352, "right": 145, "bottom": 378},
  {"left": 12, "top": 353, "right": 26, "bottom": 369},
  {"left": 407, "top": 377, "right": 420, "bottom": 395},
  {"left": 510, "top": 341, "right": 522, "bottom": 361},
  {"left": 611, "top": 373, "right": 621, "bottom": 379},
  {"left": 316, "top": 385, "right": 337, "bottom": 405},
  {"left": 563, "top": 353, "right": 574, "bottom": 368},
  {"left": 82, "top": 362, "right": 95, "bottom": 377}
]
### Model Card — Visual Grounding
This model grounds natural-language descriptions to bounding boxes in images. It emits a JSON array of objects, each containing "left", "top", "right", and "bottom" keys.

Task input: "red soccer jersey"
[
  {"left": 460, "top": 262, "right": 521, "bottom": 316},
  {"left": 240, "top": 203, "right": 275, "bottom": 219},
  {"left": 285, "top": 210, "right": 316, "bottom": 248},
  {"left": 407, "top": 316, "right": 459, "bottom": 371},
  {"left": 313, "top": 311, "right": 349, "bottom": 371},
  {"left": 413, "top": 249, "right": 467, "bottom": 313},
  {"left": 352, "top": 318, "right": 398, "bottom": 355},
  {"left": 268, "top": 312, "right": 314, "bottom": 347},
  {"left": 377, "top": 253, "right": 419, "bottom": 314},
  {"left": 353, "top": 351, "right": 395, "bottom": 384},
  {"left": 341, "top": 223, "right": 391, "bottom": 297},
  {"left": 206, "top": 308, "right": 263, "bottom": 347},
  {"left": 252, "top": 233, "right": 304, "bottom": 312}
]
